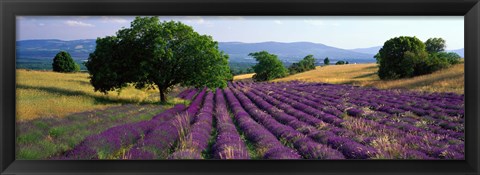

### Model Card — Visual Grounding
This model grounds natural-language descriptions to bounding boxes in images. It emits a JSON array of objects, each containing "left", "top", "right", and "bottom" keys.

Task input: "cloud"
[
  {"left": 164, "top": 16, "right": 214, "bottom": 25},
  {"left": 274, "top": 20, "right": 283, "bottom": 25},
  {"left": 215, "top": 16, "right": 246, "bottom": 20},
  {"left": 65, "top": 20, "right": 94, "bottom": 27},
  {"left": 303, "top": 19, "right": 341, "bottom": 27},
  {"left": 38, "top": 23, "right": 45, "bottom": 26},
  {"left": 101, "top": 16, "right": 130, "bottom": 24},
  {"left": 303, "top": 19, "right": 324, "bottom": 26},
  {"left": 183, "top": 16, "right": 206, "bottom": 24}
]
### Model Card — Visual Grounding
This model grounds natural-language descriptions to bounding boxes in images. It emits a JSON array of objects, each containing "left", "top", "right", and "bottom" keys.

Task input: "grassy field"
[
  {"left": 273, "top": 63, "right": 379, "bottom": 84},
  {"left": 16, "top": 64, "right": 464, "bottom": 159},
  {"left": 16, "top": 69, "right": 187, "bottom": 121},
  {"left": 16, "top": 69, "right": 190, "bottom": 159},
  {"left": 17, "top": 104, "right": 166, "bottom": 159},
  {"left": 234, "top": 63, "right": 464, "bottom": 94},
  {"left": 357, "top": 63, "right": 464, "bottom": 94},
  {"left": 233, "top": 73, "right": 255, "bottom": 82}
]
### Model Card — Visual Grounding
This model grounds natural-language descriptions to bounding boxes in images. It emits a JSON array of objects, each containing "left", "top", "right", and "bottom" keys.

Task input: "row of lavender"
[
  {"left": 58, "top": 80, "right": 464, "bottom": 159},
  {"left": 233, "top": 81, "right": 464, "bottom": 159}
]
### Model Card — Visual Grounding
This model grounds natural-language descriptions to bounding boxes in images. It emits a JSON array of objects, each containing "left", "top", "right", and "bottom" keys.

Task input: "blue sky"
[{"left": 16, "top": 16, "right": 464, "bottom": 50}]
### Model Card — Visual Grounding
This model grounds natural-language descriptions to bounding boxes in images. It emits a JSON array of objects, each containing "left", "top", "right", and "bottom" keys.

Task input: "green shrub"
[
  {"left": 435, "top": 52, "right": 462, "bottom": 65},
  {"left": 52, "top": 51, "right": 80, "bottom": 73},
  {"left": 335, "top": 60, "right": 347, "bottom": 65},
  {"left": 323, "top": 57, "right": 330, "bottom": 65}
]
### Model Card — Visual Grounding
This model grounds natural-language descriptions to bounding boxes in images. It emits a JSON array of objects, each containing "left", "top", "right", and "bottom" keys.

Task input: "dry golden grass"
[
  {"left": 16, "top": 69, "right": 170, "bottom": 121},
  {"left": 273, "top": 64, "right": 379, "bottom": 84},
  {"left": 270, "top": 62, "right": 464, "bottom": 94},
  {"left": 233, "top": 73, "right": 255, "bottom": 82},
  {"left": 358, "top": 63, "right": 464, "bottom": 94}
]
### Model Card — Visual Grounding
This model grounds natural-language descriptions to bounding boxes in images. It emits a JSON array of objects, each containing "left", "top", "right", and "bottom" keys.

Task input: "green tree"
[
  {"left": 288, "top": 62, "right": 301, "bottom": 74},
  {"left": 335, "top": 60, "right": 346, "bottom": 65},
  {"left": 74, "top": 63, "right": 81, "bottom": 72},
  {"left": 52, "top": 51, "right": 80, "bottom": 73},
  {"left": 426, "top": 54, "right": 450, "bottom": 73},
  {"left": 434, "top": 52, "right": 462, "bottom": 65},
  {"left": 85, "top": 17, "right": 230, "bottom": 103},
  {"left": 246, "top": 67, "right": 254, "bottom": 73},
  {"left": 323, "top": 57, "right": 330, "bottom": 65},
  {"left": 425, "top": 38, "right": 446, "bottom": 53},
  {"left": 375, "top": 36, "right": 426, "bottom": 79},
  {"left": 302, "top": 55, "right": 316, "bottom": 70},
  {"left": 420, "top": 52, "right": 454, "bottom": 74},
  {"left": 288, "top": 55, "right": 316, "bottom": 74},
  {"left": 226, "top": 68, "right": 234, "bottom": 81},
  {"left": 250, "top": 51, "right": 288, "bottom": 81}
]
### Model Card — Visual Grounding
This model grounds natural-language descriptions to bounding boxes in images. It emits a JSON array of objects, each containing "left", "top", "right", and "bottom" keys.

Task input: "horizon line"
[{"left": 16, "top": 38, "right": 465, "bottom": 51}]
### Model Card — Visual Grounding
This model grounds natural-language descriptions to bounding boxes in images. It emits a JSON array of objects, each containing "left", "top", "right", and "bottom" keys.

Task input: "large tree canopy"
[
  {"left": 85, "top": 17, "right": 231, "bottom": 102},
  {"left": 250, "top": 51, "right": 288, "bottom": 81},
  {"left": 375, "top": 36, "right": 427, "bottom": 80},
  {"left": 376, "top": 36, "right": 461, "bottom": 80}
]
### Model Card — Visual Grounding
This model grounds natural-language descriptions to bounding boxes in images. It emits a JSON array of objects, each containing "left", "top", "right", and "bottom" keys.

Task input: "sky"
[{"left": 16, "top": 16, "right": 464, "bottom": 50}]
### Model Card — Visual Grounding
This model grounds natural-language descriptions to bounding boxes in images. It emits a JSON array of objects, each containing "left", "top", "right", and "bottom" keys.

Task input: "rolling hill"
[
  {"left": 349, "top": 46, "right": 382, "bottom": 55},
  {"left": 268, "top": 63, "right": 464, "bottom": 94},
  {"left": 16, "top": 39, "right": 378, "bottom": 66},
  {"left": 17, "top": 39, "right": 96, "bottom": 60},
  {"left": 218, "top": 41, "right": 376, "bottom": 63}
]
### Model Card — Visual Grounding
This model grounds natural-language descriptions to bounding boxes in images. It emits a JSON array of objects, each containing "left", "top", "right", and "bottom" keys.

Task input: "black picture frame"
[{"left": 1, "top": 0, "right": 479, "bottom": 174}]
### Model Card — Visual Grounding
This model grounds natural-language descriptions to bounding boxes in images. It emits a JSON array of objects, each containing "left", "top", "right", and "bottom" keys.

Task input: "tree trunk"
[{"left": 159, "top": 88, "right": 167, "bottom": 103}]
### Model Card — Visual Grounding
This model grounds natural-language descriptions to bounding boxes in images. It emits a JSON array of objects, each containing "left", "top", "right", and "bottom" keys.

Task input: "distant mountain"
[
  {"left": 17, "top": 39, "right": 96, "bottom": 60},
  {"left": 16, "top": 40, "right": 377, "bottom": 64},
  {"left": 218, "top": 41, "right": 375, "bottom": 63},
  {"left": 349, "top": 46, "right": 382, "bottom": 55}
]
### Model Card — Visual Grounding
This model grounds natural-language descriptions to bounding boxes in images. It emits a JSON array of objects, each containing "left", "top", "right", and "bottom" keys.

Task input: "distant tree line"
[
  {"left": 248, "top": 51, "right": 360, "bottom": 82},
  {"left": 375, "top": 36, "right": 461, "bottom": 80},
  {"left": 288, "top": 55, "right": 316, "bottom": 74},
  {"left": 248, "top": 37, "right": 461, "bottom": 82},
  {"left": 229, "top": 62, "right": 255, "bottom": 75},
  {"left": 249, "top": 51, "right": 317, "bottom": 82},
  {"left": 335, "top": 60, "right": 349, "bottom": 65},
  {"left": 322, "top": 57, "right": 351, "bottom": 65}
]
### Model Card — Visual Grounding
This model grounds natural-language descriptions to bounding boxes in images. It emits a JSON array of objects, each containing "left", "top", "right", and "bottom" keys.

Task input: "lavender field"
[{"left": 57, "top": 81, "right": 465, "bottom": 160}]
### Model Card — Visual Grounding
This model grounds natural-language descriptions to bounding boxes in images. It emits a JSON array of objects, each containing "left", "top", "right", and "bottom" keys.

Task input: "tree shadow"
[
  {"left": 362, "top": 65, "right": 378, "bottom": 70},
  {"left": 65, "top": 79, "right": 92, "bottom": 86},
  {"left": 16, "top": 84, "right": 159, "bottom": 105},
  {"left": 385, "top": 72, "right": 464, "bottom": 89},
  {"left": 353, "top": 73, "right": 377, "bottom": 79}
]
